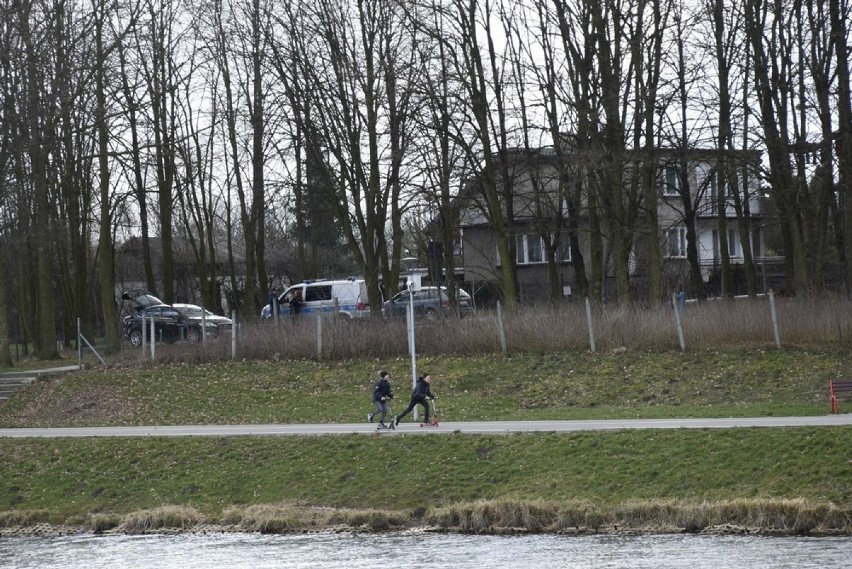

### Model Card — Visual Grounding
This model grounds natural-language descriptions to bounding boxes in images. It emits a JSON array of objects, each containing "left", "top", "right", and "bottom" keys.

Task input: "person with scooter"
[
  {"left": 392, "top": 373, "right": 435, "bottom": 427},
  {"left": 368, "top": 370, "right": 394, "bottom": 429}
]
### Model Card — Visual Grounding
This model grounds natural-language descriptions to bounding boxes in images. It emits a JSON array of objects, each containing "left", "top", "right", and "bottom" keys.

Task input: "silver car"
[{"left": 382, "top": 286, "right": 475, "bottom": 321}]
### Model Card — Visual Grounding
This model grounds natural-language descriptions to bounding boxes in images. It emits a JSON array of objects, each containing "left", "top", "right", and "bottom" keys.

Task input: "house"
[{"left": 456, "top": 146, "right": 782, "bottom": 304}]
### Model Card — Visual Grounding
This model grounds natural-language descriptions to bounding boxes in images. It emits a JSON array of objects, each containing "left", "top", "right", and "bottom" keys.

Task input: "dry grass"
[
  {"left": 0, "top": 509, "right": 61, "bottom": 527},
  {"left": 183, "top": 295, "right": 852, "bottom": 363},
  {"left": 220, "top": 503, "right": 410, "bottom": 533},
  {"left": 3, "top": 498, "right": 849, "bottom": 535},
  {"left": 425, "top": 498, "right": 852, "bottom": 534},
  {"left": 118, "top": 505, "right": 205, "bottom": 532}
]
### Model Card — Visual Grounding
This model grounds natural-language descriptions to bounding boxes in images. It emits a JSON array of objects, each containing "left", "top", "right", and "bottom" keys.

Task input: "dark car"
[
  {"left": 173, "top": 303, "right": 233, "bottom": 336},
  {"left": 121, "top": 292, "right": 220, "bottom": 346},
  {"left": 124, "top": 304, "right": 186, "bottom": 346},
  {"left": 382, "top": 286, "right": 475, "bottom": 322}
]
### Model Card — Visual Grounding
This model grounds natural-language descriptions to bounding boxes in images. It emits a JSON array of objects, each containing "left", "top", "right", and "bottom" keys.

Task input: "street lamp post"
[{"left": 402, "top": 257, "right": 419, "bottom": 420}]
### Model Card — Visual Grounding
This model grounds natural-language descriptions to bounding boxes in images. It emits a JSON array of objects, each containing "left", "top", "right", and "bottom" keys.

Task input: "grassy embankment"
[{"left": 1, "top": 347, "right": 850, "bottom": 536}]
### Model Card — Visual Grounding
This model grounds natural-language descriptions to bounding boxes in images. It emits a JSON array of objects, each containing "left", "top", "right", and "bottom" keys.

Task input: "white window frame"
[
  {"left": 728, "top": 228, "right": 740, "bottom": 258},
  {"left": 664, "top": 226, "right": 688, "bottom": 258},
  {"left": 513, "top": 233, "right": 572, "bottom": 265},
  {"left": 658, "top": 165, "right": 680, "bottom": 196}
]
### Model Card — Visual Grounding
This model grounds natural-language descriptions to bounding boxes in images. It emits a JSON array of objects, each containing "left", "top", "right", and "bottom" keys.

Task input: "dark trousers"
[{"left": 396, "top": 395, "right": 429, "bottom": 423}]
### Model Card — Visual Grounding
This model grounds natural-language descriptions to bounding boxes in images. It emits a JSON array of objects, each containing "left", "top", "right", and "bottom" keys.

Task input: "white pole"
[
  {"left": 149, "top": 316, "right": 156, "bottom": 360},
  {"left": 585, "top": 297, "right": 596, "bottom": 353},
  {"left": 408, "top": 287, "right": 418, "bottom": 421},
  {"left": 316, "top": 314, "right": 323, "bottom": 359},
  {"left": 768, "top": 289, "right": 782, "bottom": 350},
  {"left": 231, "top": 310, "right": 237, "bottom": 359},
  {"left": 496, "top": 300, "right": 507, "bottom": 354},
  {"left": 77, "top": 317, "right": 82, "bottom": 368},
  {"left": 672, "top": 293, "right": 686, "bottom": 352}
]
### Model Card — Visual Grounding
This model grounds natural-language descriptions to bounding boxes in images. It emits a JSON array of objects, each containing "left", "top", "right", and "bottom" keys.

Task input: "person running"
[
  {"left": 368, "top": 370, "right": 394, "bottom": 427},
  {"left": 393, "top": 373, "right": 435, "bottom": 426}
]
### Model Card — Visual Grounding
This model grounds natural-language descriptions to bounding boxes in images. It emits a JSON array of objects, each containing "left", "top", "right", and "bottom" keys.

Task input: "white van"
[{"left": 261, "top": 278, "right": 373, "bottom": 320}]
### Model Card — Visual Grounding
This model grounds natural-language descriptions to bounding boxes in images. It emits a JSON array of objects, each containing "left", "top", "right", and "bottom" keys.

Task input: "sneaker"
[
  {"left": 378, "top": 422, "right": 387, "bottom": 428},
  {"left": 367, "top": 413, "right": 374, "bottom": 423},
  {"left": 392, "top": 415, "right": 399, "bottom": 427}
]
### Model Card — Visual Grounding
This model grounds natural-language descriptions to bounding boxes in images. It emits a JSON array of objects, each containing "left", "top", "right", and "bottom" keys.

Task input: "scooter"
[
  {"left": 376, "top": 405, "right": 395, "bottom": 431},
  {"left": 419, "top": 398, "right": 439, "bottom": 427}
]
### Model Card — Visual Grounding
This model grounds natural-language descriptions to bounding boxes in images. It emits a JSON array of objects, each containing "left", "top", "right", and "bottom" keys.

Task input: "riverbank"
[
  {"left": 2, "top": 498, "right": 850, "bottom": 538},
  {"left": 1, "top": 351, "right": 850, "bottom": 538}
]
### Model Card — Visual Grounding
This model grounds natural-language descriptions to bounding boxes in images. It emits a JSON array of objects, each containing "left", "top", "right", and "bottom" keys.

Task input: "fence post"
[
  {"left": 584, "top": 297, "right": 596, "bottom": 353},
  {"left": 230, "top": 311, "right": 237, "bottom": 359},
  {"left": 496, "top": 301, "right": 507, "bottom": 355},
  {"left": 316, "top": 314, "right": 323, "bottom": 359},
  {"left": 672, "top": 293, "right": 686, "bottom": 352},
  {"left": 150, "top": 316, "right": 156, "bottom": 361},
  {"left": 768, "top": 289, "right": 782, "bottom": 350}
]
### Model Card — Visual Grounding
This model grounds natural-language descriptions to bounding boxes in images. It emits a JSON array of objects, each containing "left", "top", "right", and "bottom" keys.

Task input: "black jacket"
[
  {"left": 372, "top": 377, "right": 394, "bottom": 402},
  {"left": 412, "top": 377, "right": 434, "bottom": 400}
]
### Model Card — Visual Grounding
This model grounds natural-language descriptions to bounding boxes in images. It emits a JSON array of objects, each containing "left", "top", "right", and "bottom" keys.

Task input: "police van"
[{"left": 261, "top": 278, "right": 373, "bottom": 320}]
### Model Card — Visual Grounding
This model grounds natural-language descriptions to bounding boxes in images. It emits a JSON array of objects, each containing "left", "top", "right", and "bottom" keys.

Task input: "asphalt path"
[{"left": 0, "top": 415, "right": 850, "bottom": 438}]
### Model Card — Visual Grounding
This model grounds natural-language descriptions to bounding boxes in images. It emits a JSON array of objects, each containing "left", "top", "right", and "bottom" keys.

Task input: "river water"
[{"left": 1, "top": 532, "right": 850, "bottom": 569}]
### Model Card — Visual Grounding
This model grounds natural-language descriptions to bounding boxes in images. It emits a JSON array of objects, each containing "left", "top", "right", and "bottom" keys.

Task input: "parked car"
[
  {"left": 172, "top": 303, "right": 233, "bottom": 336},
  {"left": 261, "top": 278, "right": 374, "bottom": 320},
  {"left": 120, "top": 290, "right": 165, "bottom": 317},
  {"left": 382, "top": 286, "right": 475, "bottom": 321},
  {"left": 122, "top": 290, "right": 221, "bottom": 346}
]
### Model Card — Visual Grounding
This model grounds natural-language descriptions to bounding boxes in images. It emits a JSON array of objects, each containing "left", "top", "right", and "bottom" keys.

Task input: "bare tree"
[
  {"left": 745, "top": 0, "right": 808, "bottom": 294},
  {"left": 828, "top": 0, "right": 852, "bottom": 293},
  {"left": 269, "top": 0, "right": 419, "bottom": 314}
]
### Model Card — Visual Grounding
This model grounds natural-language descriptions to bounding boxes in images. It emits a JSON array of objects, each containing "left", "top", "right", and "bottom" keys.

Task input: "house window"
[
  {"left": 664, "top": 227, "right": 687, "bottom": 258},
  {"left": 514, "top": 233, "right": 571, "bottom": 265},
  {"left": 728, "top": 229, "right": 740, "bottom": 258},
  {"left": 751, "top": 227, "right": 762, "bottom": 258},
  {"left": 658, "top": 165, "right": 680, "bottom": 196},
  {"left": 555, "top": 233, "right": 572, "bottom": 263},
  {"left": 705, "top": 169, "right": 718, "bottom": 216},
  {"left": 712, "top": 229, "right": 742, "bottom": 259}
]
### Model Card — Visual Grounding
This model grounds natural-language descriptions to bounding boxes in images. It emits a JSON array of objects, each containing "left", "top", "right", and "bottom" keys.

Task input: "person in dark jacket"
[
  {"left": 289, "top": 289, "right": 303, "bottom": 318},
  {"left": 393, "top": 373, "right": 435, "bottom": 426},
  {"left": 267, "top": 287, "right": 278, "bottom": 316},
  {"left": 368, "top": 370, "right": 394, "bottom": 426}
]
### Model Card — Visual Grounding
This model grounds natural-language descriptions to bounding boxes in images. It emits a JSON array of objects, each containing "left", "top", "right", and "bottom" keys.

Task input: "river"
[{"left": 1, "top": 532, "right": 849, "bottom": 568}]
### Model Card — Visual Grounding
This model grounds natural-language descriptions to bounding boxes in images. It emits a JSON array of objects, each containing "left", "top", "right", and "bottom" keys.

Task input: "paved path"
[{"left": 1, "top": 415, "right": 849, "bottom": 438}]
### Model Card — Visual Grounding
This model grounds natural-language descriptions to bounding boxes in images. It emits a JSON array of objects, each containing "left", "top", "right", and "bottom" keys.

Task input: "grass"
[
  {"left": 1, "top": 297, "right": 851, "bottom": 535},
  {"left": 0, "top": 429, "right": 849, "bottom": 534},
  {"left": 0, "top": 348, "right": 847, "bottom": 427}
]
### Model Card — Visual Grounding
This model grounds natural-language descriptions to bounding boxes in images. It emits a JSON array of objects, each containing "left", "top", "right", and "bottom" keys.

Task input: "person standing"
[
  {"left": 368, "top": 370, "right": 394, "bottom": 426},
  {"left": 393, "top": 373, "right": 435, "bottom": 426},
  {"left": 289, "top": 289, "right": 303, "bottom": 318},
  {"left": 268, "top": 287, "right": 279, "bottom": 317}
]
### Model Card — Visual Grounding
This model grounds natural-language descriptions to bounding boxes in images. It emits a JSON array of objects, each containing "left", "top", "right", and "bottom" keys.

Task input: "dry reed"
[{"left": 148, "top": 295, "right": 852, "bottom": 364}]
